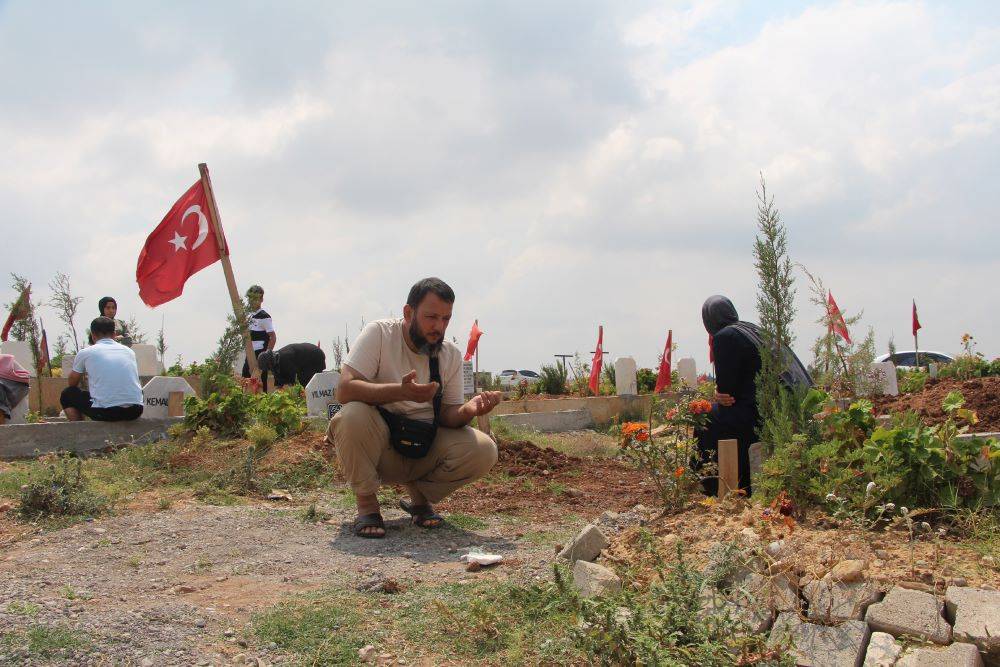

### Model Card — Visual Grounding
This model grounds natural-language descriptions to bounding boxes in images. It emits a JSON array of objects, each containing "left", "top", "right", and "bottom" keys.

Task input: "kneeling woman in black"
[{"left": 697, "top": 295, "right": 811, "bottom": 496}]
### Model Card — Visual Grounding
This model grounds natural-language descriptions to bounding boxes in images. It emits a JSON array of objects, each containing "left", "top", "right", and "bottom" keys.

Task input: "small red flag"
[
  {"left": 708, "top": 334, "right": 714, "bottom": 364},
  {"left": 655, "top": 329, "right": 673, "bottom": 393},
  {"left": 827, "top": 291, "right": 851, "bottom": 344},
  {"left": 588, "top": 326, "right": 603, "bottom": 395},
  {"left": 2, "top": 285, "right": 31, "bottom": 342},
  {"left": 912, "top": 300, "right": 921, "bottom": 337},
  {"left": 136, "top": 181, "right": 224, "bottom": 307},
  {"left": 464, "top": 320, "right": 483, "bottom": 362}
]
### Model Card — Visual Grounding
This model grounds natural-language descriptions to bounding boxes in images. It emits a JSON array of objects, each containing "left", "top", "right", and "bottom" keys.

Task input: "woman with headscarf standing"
[
  {"left": 87, "top": 297, "right": 133, "bottom": 347},
  {"left": 698, "top": 295, "right": 812, "bottom": 495}
]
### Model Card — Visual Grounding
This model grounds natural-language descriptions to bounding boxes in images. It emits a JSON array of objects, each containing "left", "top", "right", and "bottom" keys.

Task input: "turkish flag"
[
  {"left": 136, "top": 181, "right": 224, "bottom": 307},
  {"left": 912, "top": 300, "right": 921, "bottom": 337},
  {"left": 827, "top": 292, "right": 851, "bottom": 344},
  {"left": 655, "top": 329, "right": 673, "bottom": 393},
  {"left": 464, "top": 320, "right": 483, "bottom": 362},
  {"left": 588, "top": 326, "right": 603, "bottom": 395}
]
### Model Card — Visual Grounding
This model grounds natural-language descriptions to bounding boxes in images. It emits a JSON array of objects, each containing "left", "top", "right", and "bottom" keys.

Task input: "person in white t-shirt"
[
  {"left": 61, "top": 317, "right": 143, "bottom": 421},
  {"left": 328, "top": 278, "right": 501, "bottom": 538}
]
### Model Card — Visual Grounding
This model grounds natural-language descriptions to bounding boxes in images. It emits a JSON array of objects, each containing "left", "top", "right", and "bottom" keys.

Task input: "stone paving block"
[
  {"left": 863, "top": 632, "right": 902, "bottom": 667},
  {"left": 865, "top": 586, "right": 952, "bottom": 645},
  {"left": 946, "top": 586, "right": 1000, "bottom": 665},
  {"left": 805, "top": 578, "right": 882, "bottom": 622},
  {"left": 701, "top": 589, "right": 774, "bottom": 634},
  {"left": 573, "top": 560, "right": 621, "bottom": 598},
  {"left": 896, "top": 642, "right": 983, "bottom": 667},
  {"left": 769, "top": 612, "right": 870, "bottom": 667},
  {"left": 558, "top": 524, "right": 609, "bottom": 563},
  {"left": 742, "top": 572, "right": 800, "bottom": 613}
]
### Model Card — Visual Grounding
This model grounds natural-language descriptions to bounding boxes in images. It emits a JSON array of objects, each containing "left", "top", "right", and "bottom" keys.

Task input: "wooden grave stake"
[
  {"left": 167, "top": 391, "right": 185, "bottom": 417},
  {"left": 717, "top": 438, "right": 740, "bottom": 499}
]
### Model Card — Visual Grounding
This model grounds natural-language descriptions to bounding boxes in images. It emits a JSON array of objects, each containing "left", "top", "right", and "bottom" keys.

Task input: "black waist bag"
[{"left": 377, "top": 356, "right": 442, "bottom": 459}]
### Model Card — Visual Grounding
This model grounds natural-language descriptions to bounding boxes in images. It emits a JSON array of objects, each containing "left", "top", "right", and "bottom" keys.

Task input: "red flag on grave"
[
  {"left": 912, "top": 300, "right": 921, "bottom": 337},
  {"left": 708, "top": 334, "right": 714, "bottom": 364},
  {"left": 827, "top": 291, "right": 851, "bottom": 344},
  {"left": 655, "top": 329, "right": 673, "bottom": 393},
  {"left": 464, "top": 320, "right": 483, "bottom": 362},
  {"left": 136, "top": 180, "right": 225, "bottom": 307},
  {"left": 588, "top": 326, "right": 604, "bottom": 395},
  {"left": 1, "top": 284, "right": 30, "bottom": 342}
]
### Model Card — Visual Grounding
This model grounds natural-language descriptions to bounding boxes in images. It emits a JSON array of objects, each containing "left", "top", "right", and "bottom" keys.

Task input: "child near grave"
[
  {"left": 86, "top": 296, "right": 133, "bottom": 347},
  {"left": 0, "top": 353, "right": 31, "bottom": 425},
  {"left": 257, "top": 342, "right": 326, "bottom": 389},
  {"left": 61, "top": 317, "right": 143, "bottom": 422},
  {"left": 242, "top": 285, "right": 276, "bottom": 390},
  {"left": 697, "top": 295, "right": 812, "bottom": 495}
]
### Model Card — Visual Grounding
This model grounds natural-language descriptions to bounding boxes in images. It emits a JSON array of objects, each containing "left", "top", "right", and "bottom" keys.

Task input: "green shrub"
[
  {"left": 18, "top": 454, "right": 109, "bottom": 519},
  {"left": 183, "top": 384, "right": 305, "bottom": 440},
  {"left": 636, "top": 368, "right": 656, "bottom": 393},
  {"left": 898, "top": 369, "right": 928, "bottom": 394},
  {"left": 538, "top": 362, "right": 568, "bottom": 395},
  {"left": 245, "top": 422, "right": 278, "bottom": 449}
]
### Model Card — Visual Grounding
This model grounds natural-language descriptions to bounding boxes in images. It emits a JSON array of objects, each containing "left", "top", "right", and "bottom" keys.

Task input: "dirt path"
[{"left": 0, "top": 496, "right": 572, "bottom": 666}]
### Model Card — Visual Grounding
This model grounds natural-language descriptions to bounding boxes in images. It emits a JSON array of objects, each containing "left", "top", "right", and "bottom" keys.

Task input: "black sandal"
[
  {"left": 353, "top": 512, "right": 386, "bottom": 538},
  {"left": 399, "top": 500, "right": 444, "bottom": 529}
]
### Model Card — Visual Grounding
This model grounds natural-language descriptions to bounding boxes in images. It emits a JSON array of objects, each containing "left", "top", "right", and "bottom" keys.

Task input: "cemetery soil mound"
[
  {"left": 498, "top": 437, "right": 580, "bottom": 476},
  {"left": 873, "top": 376, "right": 1000, "bottom": 431}
]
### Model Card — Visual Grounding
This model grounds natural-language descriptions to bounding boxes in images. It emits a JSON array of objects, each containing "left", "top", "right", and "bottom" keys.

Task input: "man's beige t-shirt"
[{"left": 344, "top": 319, "right": 464, "bottom": 421}]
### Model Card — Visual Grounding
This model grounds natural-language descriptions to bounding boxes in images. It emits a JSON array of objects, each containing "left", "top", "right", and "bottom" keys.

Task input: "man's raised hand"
[
  {"left": 400, "top": 369, "right": 439, "bottom": 403},
  {"left": 463, "top": 391, "right": 502, "bottom": 418}
]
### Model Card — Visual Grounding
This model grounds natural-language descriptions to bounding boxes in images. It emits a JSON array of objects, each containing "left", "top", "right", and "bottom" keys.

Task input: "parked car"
[
  {"left": 497, "top": 369, "right": 542, "bottom": 389},
  {"left": 875, "top": 350, "right": 954, "bottom": 370}
]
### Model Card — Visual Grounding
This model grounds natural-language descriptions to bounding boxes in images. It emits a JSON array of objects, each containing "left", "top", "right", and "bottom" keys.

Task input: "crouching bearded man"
[{"left": 327, "top": 278, "right": 501, "bottom": 538}]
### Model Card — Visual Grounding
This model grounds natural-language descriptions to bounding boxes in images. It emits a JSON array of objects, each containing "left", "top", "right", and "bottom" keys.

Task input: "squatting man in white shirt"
[
  {"left": 60, "top": 317, "right": 144, "bottom": 422},
  {"left": 327, "top": 278, "right": 502, "bottom": 538}
]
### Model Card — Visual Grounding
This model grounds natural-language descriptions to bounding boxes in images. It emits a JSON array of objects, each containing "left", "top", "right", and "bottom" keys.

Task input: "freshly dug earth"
[{"left": 873, "top": 376, "right": 1000, "bottom": 431}]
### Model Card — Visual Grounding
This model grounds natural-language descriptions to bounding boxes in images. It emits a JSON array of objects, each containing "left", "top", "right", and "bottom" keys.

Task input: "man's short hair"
[
  {"left": 246, "top": 285, "right": 264, "bottom": 297},
  {"left": 90, "top": 316, "right": 116, "bottom": 337},
  {"left": 406, "top": 277, "right": 455, "bottom": 309}
]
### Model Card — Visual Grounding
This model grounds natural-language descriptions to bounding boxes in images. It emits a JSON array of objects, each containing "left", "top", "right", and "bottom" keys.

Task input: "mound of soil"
[
  {"left": 873, "top": 376, "right": 1000, "bottom": 432},
  {"left": 497, "top": 438, "right": 581, "bottom": 476}
]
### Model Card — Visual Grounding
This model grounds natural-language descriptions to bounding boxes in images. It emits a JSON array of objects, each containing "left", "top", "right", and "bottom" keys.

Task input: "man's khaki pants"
[{"left": 326, "top": 402, "right": 498, "bottom": 503}]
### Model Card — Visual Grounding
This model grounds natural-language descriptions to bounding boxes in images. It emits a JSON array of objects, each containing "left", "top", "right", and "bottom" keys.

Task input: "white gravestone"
[
  {"left": 871, "top": 361, "right": 899, "bottom": 396},
  {"left": 233, "top": 349, "right": 246, "bottom": 375},
  {"left": 0, "top": 340, "right": 36, "bottom": 377},
  {"left": 62, "top": 354, "right": 75, "bottom": 376},
  {"left": 141, "top": 376, "right": 196, "bottom": 419},
  {"left": 132, "top": 344, "right": 163, "bottom": 377},
  {"left": 677, "top": 357, "right": 697, "bottom": 387},
  {"left": 7, "top": 391, "right": 29, "bottom": 424},
  {"left": 305, "top": 371, "right": 341, "bottom": 417},
  {"left": 614, "top": 357, "right": 638, "bottom": 396},
  {"left": 463, "top": 361, "right": 475, "bottom": 399},
  {"left": 928, "top": 363, "right": 938, "bottom": 379}
]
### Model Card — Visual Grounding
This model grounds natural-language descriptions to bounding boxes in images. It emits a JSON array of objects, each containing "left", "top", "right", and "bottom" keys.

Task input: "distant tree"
[
  {"left": 48, "top": 271, "right": 83, "bottom": 353},
  {"left": 6, "top": 273, "right": 42, "bottom": 370},
  {"left": 331, "top": 336, "right": 345, "bottom": 371},
  {"left": 156, "top": 317, "right": 167, "bottom": 360},
  {"left": 127, "top": 315, "right": 148, "bottom": 344}
]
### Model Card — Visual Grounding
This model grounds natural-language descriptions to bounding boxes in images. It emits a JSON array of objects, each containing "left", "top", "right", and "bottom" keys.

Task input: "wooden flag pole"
[{"left": 198, "top": 163, "right": 259, "bottom": 380}]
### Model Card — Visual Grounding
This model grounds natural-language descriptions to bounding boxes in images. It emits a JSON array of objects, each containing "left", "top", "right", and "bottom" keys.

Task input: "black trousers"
[
  {"left": 60, "top": 386, "right": 143, "bottom": 422},
  {"left": 241, "top": 348, "right": 269, "bottom": 391},
  {"left": 695, "top": 404, "right": 756, "bottom": 496}
]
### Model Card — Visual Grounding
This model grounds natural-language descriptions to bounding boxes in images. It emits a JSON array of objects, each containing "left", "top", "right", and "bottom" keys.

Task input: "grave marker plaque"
[
  {"left": 677, "top": 357, "right": 697, "bottom": 387},
  {"left": 871, "top": 361, "right": 898, "bottom": 396},
  {"left": 463, "top": 361, "right": 475, "bottom": 399},
  {"left": 305, "top": 371, "right": 341, "bottom": 416},
  {"left": 614, "top": 357, "right": 638, "bottom": 396},
  {"left": 141, "top": 377, "right": 196, "bottom": 419}
]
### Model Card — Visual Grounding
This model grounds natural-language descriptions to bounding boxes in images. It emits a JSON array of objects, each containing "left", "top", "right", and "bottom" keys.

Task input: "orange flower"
[
  {"left": 688, "top": 399, "right": 713, "bottom": 415},
  {"left": 674, "top": 466, "right": 685, "bottom": 479},
  {"left": 621, "top": 422, "right": 649, "bottom": 440}
]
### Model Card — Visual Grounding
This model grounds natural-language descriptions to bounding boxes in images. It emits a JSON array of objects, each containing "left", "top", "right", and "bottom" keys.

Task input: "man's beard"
[{"left": 409, "top": 319, "right": 443, "bottom": 355}]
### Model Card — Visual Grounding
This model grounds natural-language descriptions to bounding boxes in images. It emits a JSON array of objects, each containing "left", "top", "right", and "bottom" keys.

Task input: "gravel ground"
[{"left": 0, "top": 497, "right": 572, "bottom": 666}]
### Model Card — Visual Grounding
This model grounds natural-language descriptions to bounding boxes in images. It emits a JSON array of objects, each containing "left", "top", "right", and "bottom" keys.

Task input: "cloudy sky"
[{"left": 2, "top": 1, "right": 998, "bottom": 375}]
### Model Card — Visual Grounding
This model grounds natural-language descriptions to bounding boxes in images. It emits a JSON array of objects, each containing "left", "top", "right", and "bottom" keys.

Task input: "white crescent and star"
[{"left": 168, "top": 205, "right": 210, "bottom": 252}]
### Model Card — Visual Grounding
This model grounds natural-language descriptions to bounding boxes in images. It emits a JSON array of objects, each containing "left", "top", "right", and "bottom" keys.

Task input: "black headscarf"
[
  {"left": 98, "top": 296, "right": 116, "bottom": 315},
  {"left": 702, "top": 295, "right": 812, "bottom": 389}
]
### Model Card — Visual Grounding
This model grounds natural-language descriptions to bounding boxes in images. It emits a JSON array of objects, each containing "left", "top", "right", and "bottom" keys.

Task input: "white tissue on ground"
[{"left": 459, "top": 551, "right": 503, "bottom": 566}]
